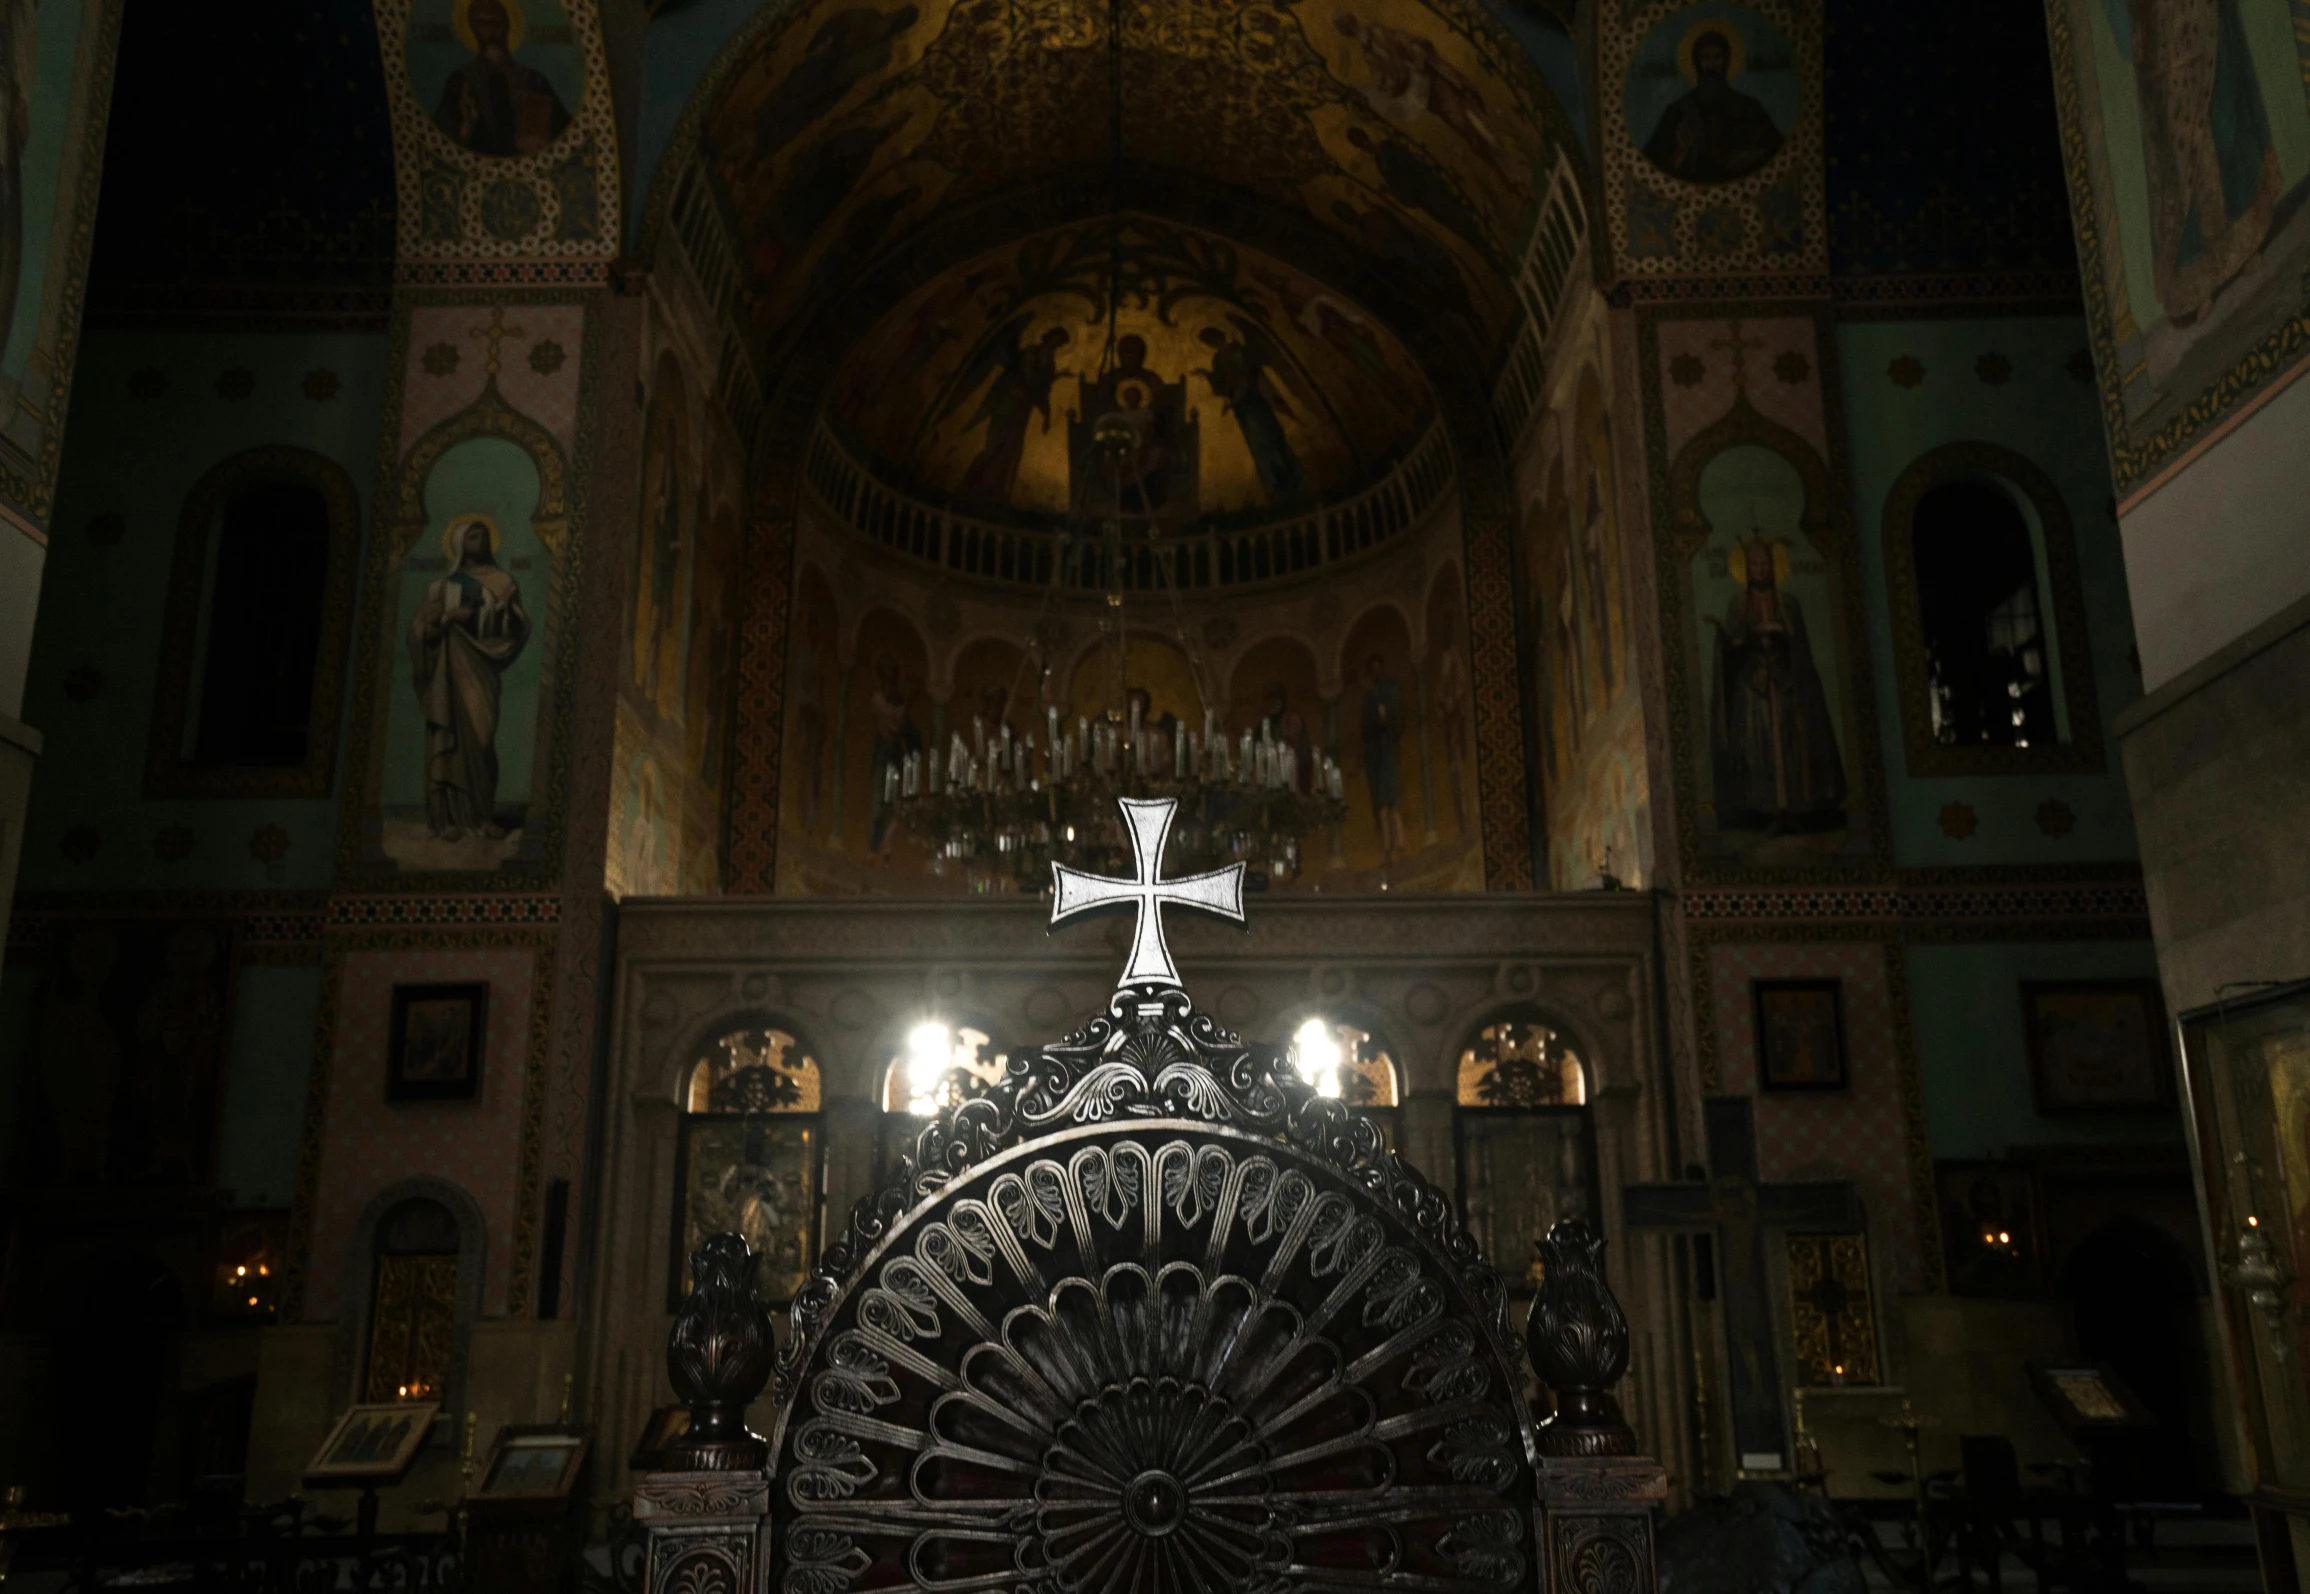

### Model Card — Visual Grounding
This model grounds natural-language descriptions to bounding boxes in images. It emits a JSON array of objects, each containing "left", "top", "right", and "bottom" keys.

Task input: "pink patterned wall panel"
[
  {"left": 397, "top": 303, "right": 587, "bottom": 463},
  {"left": 305, "top": 946, "right": 537, "bottom": 1321},
  {"left": 1656, "top": 316, "right": 1830, "bottom": 464},
  {"left": 1709, "top": 940, "right": 1924, "bottom": 1290}
]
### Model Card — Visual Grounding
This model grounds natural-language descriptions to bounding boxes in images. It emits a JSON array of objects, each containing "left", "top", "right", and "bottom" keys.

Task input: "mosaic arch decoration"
[
  {"left": 685, "top": 0, "right": 1583, "bottom": 358},
  {"left": 376, "top": 0, "right": 621, "bottom": 264},
  {"left": 829, "top": 214, "right": 1437, "bottom": 520},
  {"left": 2044, "top": 0, "right": 2310, "bottom": 496}
]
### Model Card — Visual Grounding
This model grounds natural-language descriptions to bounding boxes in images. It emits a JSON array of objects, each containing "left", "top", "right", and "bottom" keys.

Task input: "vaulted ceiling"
[{"left": 684, "top": 0, "right": 1586, "bottom": 377}]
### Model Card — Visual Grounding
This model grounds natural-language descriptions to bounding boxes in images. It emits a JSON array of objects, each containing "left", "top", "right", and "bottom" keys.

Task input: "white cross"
[{"left": 1050, "top": 798, "right": 1246, "bottom": 990}]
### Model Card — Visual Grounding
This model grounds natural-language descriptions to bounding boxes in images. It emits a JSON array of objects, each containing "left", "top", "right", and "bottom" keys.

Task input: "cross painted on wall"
[{"left": 469, "top": 305, "right": 528, "bottom": 376}]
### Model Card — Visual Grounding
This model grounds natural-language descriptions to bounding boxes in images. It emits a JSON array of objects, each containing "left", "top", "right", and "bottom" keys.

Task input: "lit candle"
[{"left": 1048, "top": 703, "right": 1060, "bottom": 751}]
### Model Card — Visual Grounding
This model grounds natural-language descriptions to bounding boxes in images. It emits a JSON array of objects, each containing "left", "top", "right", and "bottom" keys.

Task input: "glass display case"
[{"left": 2178, "top": 981, "right": 2310, "bottom": 1587}]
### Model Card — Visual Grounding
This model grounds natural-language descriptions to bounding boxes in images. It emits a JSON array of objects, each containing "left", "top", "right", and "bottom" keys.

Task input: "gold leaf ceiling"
[
  {"left": 700, "top": 0, "right": 1563, "bottom": 359},
  {"left": 829, "top": 214, "right": 1437, "bottom": 519}
]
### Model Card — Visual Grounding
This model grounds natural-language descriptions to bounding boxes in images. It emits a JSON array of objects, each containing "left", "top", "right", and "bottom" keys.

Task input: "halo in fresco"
[
  {"left": 409, "top": 0, "right": 588, "bottom": 158},
  {"left": 829, "top": 215, "right": 1437, "bottom": 519},
  {"left": 1623, "top": 3, "right": 1796, "bottom": 186}
]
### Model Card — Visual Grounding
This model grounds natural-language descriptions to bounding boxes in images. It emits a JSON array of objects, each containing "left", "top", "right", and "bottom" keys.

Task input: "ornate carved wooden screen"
[
  {"left": 770, "top": 984, "right": 1536, "bottom": 1594},
  {"left": 634, "top": 799, "right": 1665, "bottom": 1594}
]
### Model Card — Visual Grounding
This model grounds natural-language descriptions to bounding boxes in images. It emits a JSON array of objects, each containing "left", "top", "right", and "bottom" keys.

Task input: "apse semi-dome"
[{"left": 825, "top": 215, "right": 1439, "bottom": 524}]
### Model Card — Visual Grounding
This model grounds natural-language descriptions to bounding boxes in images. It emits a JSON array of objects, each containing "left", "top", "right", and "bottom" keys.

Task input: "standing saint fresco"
[
  {"left": 1359, "top": 652, "right": 1406, "bottom": 863},
  {"left": 951, "top": 321, "right": 1071, "bottom": 504},
  {"left": 1706, "top": 532, "right": 1844, "bottom": 834},
  {"left": 1197, "top": 325, "right": 1304, "bottom": 505},
  {"left": 2125, "top": 0, "right": 2277, "bottom": 324},
  {"left": 409, "top": 513, "right": 530, "bottom": 841},
  {"left": 432, "top": 0, "right": 573, "bottom": 157}
]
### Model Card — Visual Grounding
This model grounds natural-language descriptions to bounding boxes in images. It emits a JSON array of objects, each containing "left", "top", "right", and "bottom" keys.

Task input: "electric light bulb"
[
  {"left": 1292, "top": 1019, "right": 1344, "bottom": 1099},
  {"left": 906, "top": 1022, "right": 953, "bottom": 1114}
]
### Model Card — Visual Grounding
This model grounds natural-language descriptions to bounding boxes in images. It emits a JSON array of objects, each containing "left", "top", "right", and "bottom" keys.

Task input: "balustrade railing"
[{"left": 801, "top": 414, "right": 1456, "bottom": 593}]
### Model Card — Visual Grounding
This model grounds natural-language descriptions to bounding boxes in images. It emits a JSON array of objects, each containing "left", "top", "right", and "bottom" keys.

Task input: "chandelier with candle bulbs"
[{"left": 885, "top": 0, "right": 1346, "bottom": 893}]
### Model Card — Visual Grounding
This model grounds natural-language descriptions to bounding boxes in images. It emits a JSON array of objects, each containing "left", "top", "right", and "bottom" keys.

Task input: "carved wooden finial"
[
  {"left": 662, "top": 1233, "right": 775, "bottom": 1471},
  {"left": 1528, "top": 1217, "right": 1638, "bottom": 1456}
]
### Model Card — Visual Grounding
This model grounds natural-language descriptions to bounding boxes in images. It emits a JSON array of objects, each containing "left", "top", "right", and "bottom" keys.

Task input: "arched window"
[
  {"left": 364, "top": 1198, "right": 459, "bottom": 1403},
  {"left": 878, "top": 1021, "right": 1010, "bottom": 1179},
  {"left": 147, "top": 447, "right": 360, "bottom": 796},
  {"left": 674, "top": 1027, "right": 823, "bottom": 1307},
  {"left": 1883, "top": 444, "right": 2102, "bottom": 777},
  {"left": 1454, "top": 1014, "right": 1594, "bottom": 1289},
  {"left": 1912, "top": 481, "right": 2055, "bottom": 749},
  {"left": 1285, "top": 1015, "right": 1401, "bottom": 1145}
]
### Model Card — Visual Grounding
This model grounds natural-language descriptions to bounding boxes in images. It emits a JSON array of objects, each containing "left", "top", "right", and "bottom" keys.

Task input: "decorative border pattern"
[
  {"left": 284, "top": 923, "right": 559, "bottom": 1322},
  {"left": 1681, "top": 868, "right": 2149, "bottom": 939},
  {"left": 328, "top": 893, "right": 564, "bottom": 927},
  {"left": 2042, "top": 0, "right": 2310, "bottom": 496},
  {"left": 1614, "top": 272, "right": 1832, "bottom": 304},
  {"left": 1465, "top": 506, "right": 1533, "bottom": 889},
  {"left": 726, "top": 516, "right": 792, "bottom": 895},
  {"left": 371, "top": 0, "right": 621, "bottom": 266},
  {"left": 1599, "top": 0, "right": 1826, "bottom": 281},
  {"left": 1637, "top": 301, "right": 1894, "bottom": 887},
  {"left": 1829, "top": 270, "right": 2083, "bottom": 319},
  {"left": 1878, "top": 442, "right": 2105, "bottom": 778},
  {"left": 334, "top": 288, "right": 597, "bottom": 891},
  {"left": 4, "top": 890, "right": 329, "bottom": 964},
  {"left": 144, "top": 447, "right": 365, "bottom": 799}
]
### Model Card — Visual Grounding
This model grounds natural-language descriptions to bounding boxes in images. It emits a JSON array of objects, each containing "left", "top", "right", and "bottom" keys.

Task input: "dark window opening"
[
  {"left": 194, "top": 480, "right": 331, "bottom": 767},
  {"left": 1912, "top": 480, "right": 2056, "bottom": 748}
]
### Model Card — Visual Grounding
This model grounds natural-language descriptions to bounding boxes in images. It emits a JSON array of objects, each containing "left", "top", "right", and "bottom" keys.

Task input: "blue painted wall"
[
  {"left": 17, "top": 329, "right": 389, "bottom": 891},
  {"left": 1838, "top": 314, "right": 2144, "bottom": 868}
]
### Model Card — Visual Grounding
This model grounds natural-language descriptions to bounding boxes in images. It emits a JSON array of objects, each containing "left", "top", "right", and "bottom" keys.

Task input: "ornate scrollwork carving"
[
  {"left": 777, "top": 983, "right": 1507, "bottom": 1406},
  {"left": 775, "top": 1130, "right": 1532, "bottom": 1594}
]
